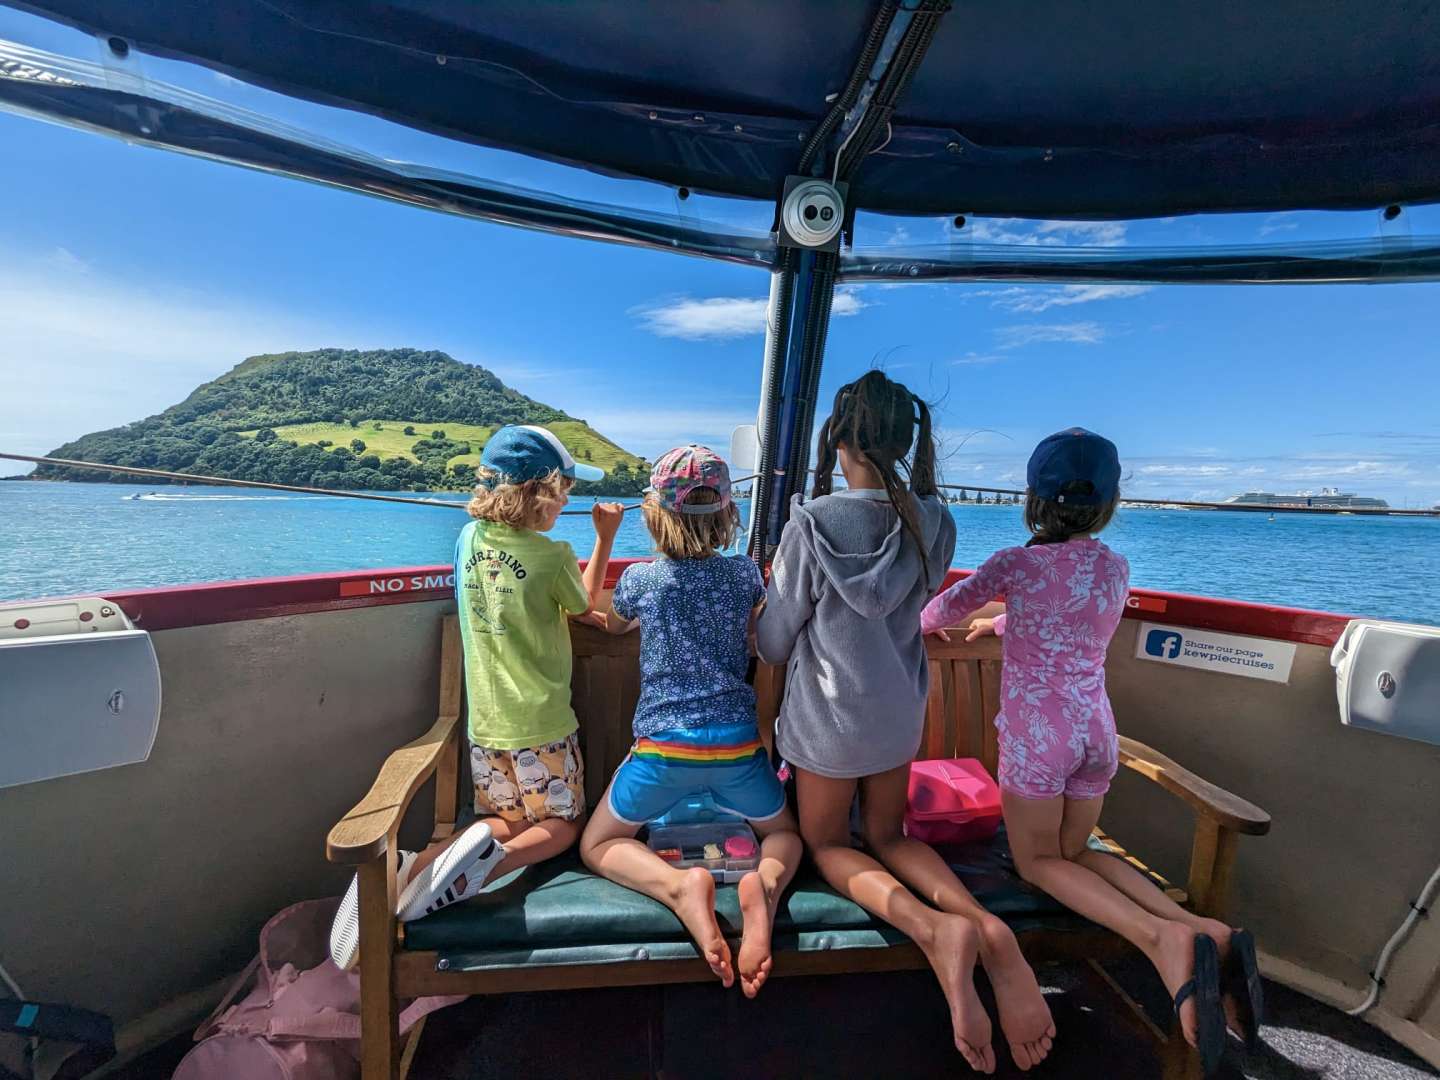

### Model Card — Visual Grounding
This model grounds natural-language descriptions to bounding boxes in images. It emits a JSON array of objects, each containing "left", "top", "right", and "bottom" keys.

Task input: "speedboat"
[{"left": 2, "top": 4, "right": 1439, "bottom": 1078}]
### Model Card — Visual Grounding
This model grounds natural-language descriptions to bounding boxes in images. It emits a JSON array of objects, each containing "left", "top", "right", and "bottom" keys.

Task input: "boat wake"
[{"left": 125, "top": 492, "right": 324, "bottom": 502}]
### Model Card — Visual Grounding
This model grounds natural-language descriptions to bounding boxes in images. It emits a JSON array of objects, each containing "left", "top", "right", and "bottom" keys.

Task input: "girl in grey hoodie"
[{"left": 756, "top": 372, "right": 1055, "bottom": 1074}]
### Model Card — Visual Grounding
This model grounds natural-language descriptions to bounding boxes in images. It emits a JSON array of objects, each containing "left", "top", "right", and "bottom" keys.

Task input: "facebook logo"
[{"left": 1145, "top": 630, "right": 1184, "bottom": 659}]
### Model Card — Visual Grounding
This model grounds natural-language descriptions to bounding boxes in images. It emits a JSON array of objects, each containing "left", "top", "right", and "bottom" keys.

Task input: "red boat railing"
[{"left": 48, "top": 560, "right": 1350, "bottom": 647}]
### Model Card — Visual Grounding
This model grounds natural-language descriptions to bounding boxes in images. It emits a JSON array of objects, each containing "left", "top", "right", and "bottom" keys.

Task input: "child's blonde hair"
[
  {"left": 642, "top": 487, "right": 740, "bottom": 559},
  {"left": 468, "top": 466, "right": 573, "bottom": 530}
]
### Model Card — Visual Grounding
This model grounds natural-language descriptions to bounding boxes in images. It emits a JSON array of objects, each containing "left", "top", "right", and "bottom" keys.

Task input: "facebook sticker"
[
  {"left": 1135, "top": 621, "right": 1296, "bottom": 682},
  {"left": 1145, "top": 629, "right": 1184, "bottom": 659}
]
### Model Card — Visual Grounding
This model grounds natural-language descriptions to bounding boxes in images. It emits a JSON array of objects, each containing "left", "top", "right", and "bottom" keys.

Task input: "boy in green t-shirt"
[{"left": 329, "top": 425, "right": 622, "bottom": 970}]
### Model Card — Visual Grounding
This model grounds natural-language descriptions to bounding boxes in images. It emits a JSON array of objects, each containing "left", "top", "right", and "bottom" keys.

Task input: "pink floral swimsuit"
[{"left": 920, "top": 539, "right": 1130, "bottom": 801}]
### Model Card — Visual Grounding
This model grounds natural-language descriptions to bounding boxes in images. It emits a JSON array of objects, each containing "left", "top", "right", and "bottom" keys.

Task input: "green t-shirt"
[{"left": 454, "top": 519, "right": 589, "bottom": 749}]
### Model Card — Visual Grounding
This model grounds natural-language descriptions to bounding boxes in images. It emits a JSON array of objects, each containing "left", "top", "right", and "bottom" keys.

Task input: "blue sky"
[{"left": 2, "top": 8, "right": 1439, "bottom": 507}]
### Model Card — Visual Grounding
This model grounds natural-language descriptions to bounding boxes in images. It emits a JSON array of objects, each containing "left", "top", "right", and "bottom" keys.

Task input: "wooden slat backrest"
[
  {"left": 567, "top": 623, "right": 1005, "bottom": 783},
  {"left": 923, "top": 635, "right": 1004, "bottom": 775},
  {"left": 568, "top": 621, "right": 643, "bottom": 808},
  {"left": 448, "top": 619, "right": 1004, "bottom": 810},
  {"left": 750, "top": 637, "right": 1004, "bottom": 775}
]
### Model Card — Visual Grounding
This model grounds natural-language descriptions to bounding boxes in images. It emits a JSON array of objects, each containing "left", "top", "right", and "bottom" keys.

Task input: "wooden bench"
[{"left": 328, "top": 615, "right": 1270, "bottom": 1079}]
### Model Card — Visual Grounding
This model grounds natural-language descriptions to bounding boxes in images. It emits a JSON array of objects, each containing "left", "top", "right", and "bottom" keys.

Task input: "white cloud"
[
  {"left": 631, "top": 296, "right": 768, "bottom": 340},
  {"left": 1114, "top": 449, "right": 1433, "bottom": 504},
  {"left": 1034, "top": 221, "right": 1128, "bottom": 246},
  {"left": 1137, "top": 464, "right": 1231, "bottom": 477},
  {"left": 950, "top": 352, "right": 1005, "bottom": 366},
  {"left": 994, "top": 321, "right": 1106, "bottom": 349},
  {"left": 632, "top": 288, "right": 867, "bottom": 340},
  {"left": 963, "top": 218, "right": 1129, "bottom": 248},
  {"left": 831, "top": 288, "right": 868, "bottom": 316},
  {"left": 966, "top": 286, "right": 1027, "bottom": 304},
  {"left": 969, "top": 283, "right": 1152, "bottom": 313},
  {"left": 1259, "top": 213, "right": 1300, "bottom": 237},
  {"left": 963, "top": 219, "right": 1035, "bottom": 245},
  {"left": 1286, "top": 460, "right": 1406, "bottom": 479}
]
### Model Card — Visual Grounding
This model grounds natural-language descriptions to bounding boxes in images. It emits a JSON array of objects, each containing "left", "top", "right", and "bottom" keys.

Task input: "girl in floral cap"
[{"left": 580, "top": 445, "right": 801, "bottom": 999}]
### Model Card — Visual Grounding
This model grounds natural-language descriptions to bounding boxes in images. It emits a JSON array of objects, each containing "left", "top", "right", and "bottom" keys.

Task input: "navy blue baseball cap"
[
  {"left": 480, "top": 425, "right": 605, "bottom": 485},
  {"left": 1027, "top": 428, "right": 1121, "bottom": 505}
]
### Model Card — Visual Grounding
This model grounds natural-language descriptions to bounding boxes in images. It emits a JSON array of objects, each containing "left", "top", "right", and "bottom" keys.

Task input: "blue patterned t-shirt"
[{"left": 611, "top": 554, "right": 767, "bottom": 738}]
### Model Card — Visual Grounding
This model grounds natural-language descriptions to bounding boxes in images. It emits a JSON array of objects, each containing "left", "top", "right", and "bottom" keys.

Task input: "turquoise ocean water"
[{"left": 3, "top": 480, "right": 1437, "bottom": 624}]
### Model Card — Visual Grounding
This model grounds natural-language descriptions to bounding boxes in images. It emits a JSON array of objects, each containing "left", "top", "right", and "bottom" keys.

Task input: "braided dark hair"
[{"left": 812, "top": 370, "right": 940, "bottom": 581}]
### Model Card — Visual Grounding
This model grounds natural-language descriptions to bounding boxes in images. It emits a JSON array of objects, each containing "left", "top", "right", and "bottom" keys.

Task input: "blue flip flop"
[
  {"left": 1224, "top": 928, "right": 1265, "bottom": 1052},
  {"left": 1173, "top": 933, "right": 1226, "bottom": 1076}
]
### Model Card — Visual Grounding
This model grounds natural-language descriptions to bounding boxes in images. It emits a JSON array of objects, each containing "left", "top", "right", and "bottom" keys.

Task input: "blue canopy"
[{"left": 11, "top": 0, "right": 1440, "bottom": 219}]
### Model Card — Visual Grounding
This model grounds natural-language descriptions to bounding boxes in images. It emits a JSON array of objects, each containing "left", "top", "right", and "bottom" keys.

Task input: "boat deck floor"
[{"left": 118, "top": 960, "right": 1436, "bottom": 1079}]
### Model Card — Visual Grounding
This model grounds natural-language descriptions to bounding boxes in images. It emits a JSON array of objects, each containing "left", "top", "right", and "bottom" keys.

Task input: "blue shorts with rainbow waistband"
[{"left": 607, "top": 724, "right": 788, "bottom": 826}]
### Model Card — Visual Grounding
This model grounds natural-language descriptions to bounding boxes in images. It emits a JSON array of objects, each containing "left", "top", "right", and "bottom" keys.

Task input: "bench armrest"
[
  {"left": 326, "top": 709, "right": 461, "bottom": 864},
  {"left": 327, "top": 616, "right": 465, "bottom": 865},
  {"left": 1117, "top": 735, "right": 1270, "bottom": 836},
  {"left": 1117, "top": 734, "right": 1270, "bottom": 919}
]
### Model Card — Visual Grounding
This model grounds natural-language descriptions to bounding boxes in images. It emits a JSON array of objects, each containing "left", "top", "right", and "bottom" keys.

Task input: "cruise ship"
[{"left": 1224, "top": 487, "right": 1391, "bottom": 510}]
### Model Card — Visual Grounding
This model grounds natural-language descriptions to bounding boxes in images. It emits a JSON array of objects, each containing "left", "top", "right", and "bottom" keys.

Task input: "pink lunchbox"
[{"left": 904, "top": 758, "right": 1002, "bottom": 845}]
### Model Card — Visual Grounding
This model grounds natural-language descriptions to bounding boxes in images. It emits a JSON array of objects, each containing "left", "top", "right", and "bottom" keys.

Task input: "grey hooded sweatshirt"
[{"left": 756, "top": 491, "right": 957, "bottom": 779}]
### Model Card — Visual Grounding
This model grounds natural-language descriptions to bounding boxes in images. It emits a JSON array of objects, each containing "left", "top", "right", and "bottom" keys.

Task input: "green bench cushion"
[{"left": 402, "top": 829, "right": 1141, "bottom": 970}]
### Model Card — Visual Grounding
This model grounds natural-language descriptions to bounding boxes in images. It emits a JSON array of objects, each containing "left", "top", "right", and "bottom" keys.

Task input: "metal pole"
[
  {"left": 765, "top": 249, "right": 822, "bottom": 545},
  {"left": 751, "top": 0, "right": 946, "bottom": 560},
  {"left": 746, "top": 267, "right": 788, "bottom": 555}
]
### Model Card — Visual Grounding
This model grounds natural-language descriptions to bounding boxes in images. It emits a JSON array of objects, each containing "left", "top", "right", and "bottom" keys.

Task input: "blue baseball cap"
[
  {"left": 480, "top": 425, "right": 605, "bottom": 484},
  {"left": 1027, "top": 428, "right": 1121, "bottom": 505}
]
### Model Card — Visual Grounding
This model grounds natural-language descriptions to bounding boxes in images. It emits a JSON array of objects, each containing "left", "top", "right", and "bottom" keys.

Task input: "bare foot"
[
  {"left": 1152, "top": 921, "right": 1200, "bottom": 1048},
  {"left": 736, "top": 872, "right": 775, "bottom": 999},
  {"left": 673, "top": 867, "right": 733, "bottom": 987},
  {"left": 978, "top": 916, "right": 1055, "bottom": 1071},
  {"left": 920, "top": 916, "right": 996, "bottom": 1073}
]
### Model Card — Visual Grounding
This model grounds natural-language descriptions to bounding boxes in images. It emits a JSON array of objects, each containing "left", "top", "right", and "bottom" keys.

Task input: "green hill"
[
  {"left": 236, "top": 419, "right": 637, "bottom": 476},
  {"left": 34, "top": 348, "right": 647, "bottom": 494}
]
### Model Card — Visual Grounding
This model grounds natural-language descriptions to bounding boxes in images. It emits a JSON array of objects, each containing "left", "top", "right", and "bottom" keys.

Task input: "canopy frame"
[{"left": 4, "top": 34, "right": 1440, "bottom": 286}]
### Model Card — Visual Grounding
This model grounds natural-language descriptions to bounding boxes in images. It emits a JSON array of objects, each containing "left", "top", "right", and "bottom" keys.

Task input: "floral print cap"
[{"left": 648, "top": 444, "right": 732, "bottom": 515}]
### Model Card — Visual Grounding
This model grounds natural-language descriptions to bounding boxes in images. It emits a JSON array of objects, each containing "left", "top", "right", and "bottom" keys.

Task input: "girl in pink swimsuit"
[{"left": 922, "top": 429, "right": 1257, "bottom": 1075}]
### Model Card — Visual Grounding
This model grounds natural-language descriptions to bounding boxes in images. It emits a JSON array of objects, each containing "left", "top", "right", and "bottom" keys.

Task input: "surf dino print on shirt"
[{"left": 461, "top": 545, "right": 529, "bottom": 636}]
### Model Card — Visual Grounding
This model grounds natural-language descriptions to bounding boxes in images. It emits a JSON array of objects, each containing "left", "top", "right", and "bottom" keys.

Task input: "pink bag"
[
  {"left": 174, "top": 898, "right": 462, "bottom": 1080},
  {"left": 904, "top": 758, "right": 1003, "bottom": 846}
]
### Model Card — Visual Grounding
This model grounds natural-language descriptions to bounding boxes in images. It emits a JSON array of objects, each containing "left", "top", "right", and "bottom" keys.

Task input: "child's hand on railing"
[
  {"left": 923, "top": 627, "right": 952, "bottom": 643},
  {"left": 592, "top": 502, "right": 625, "bottom": 540},
  {"left": 570, "top": 609, "right": 608, "bottom": 630},
  {"left": 965, "top": 617, "right": 998, "bottom": 642}
]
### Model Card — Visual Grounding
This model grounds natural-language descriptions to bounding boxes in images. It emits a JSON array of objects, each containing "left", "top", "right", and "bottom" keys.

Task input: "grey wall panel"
[
  {"left": 1102, "top": 620, "right": 1440, "bottom": 998},
  {"left": 0, "top": 600, "right": 451, "bottom": 1025}
]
